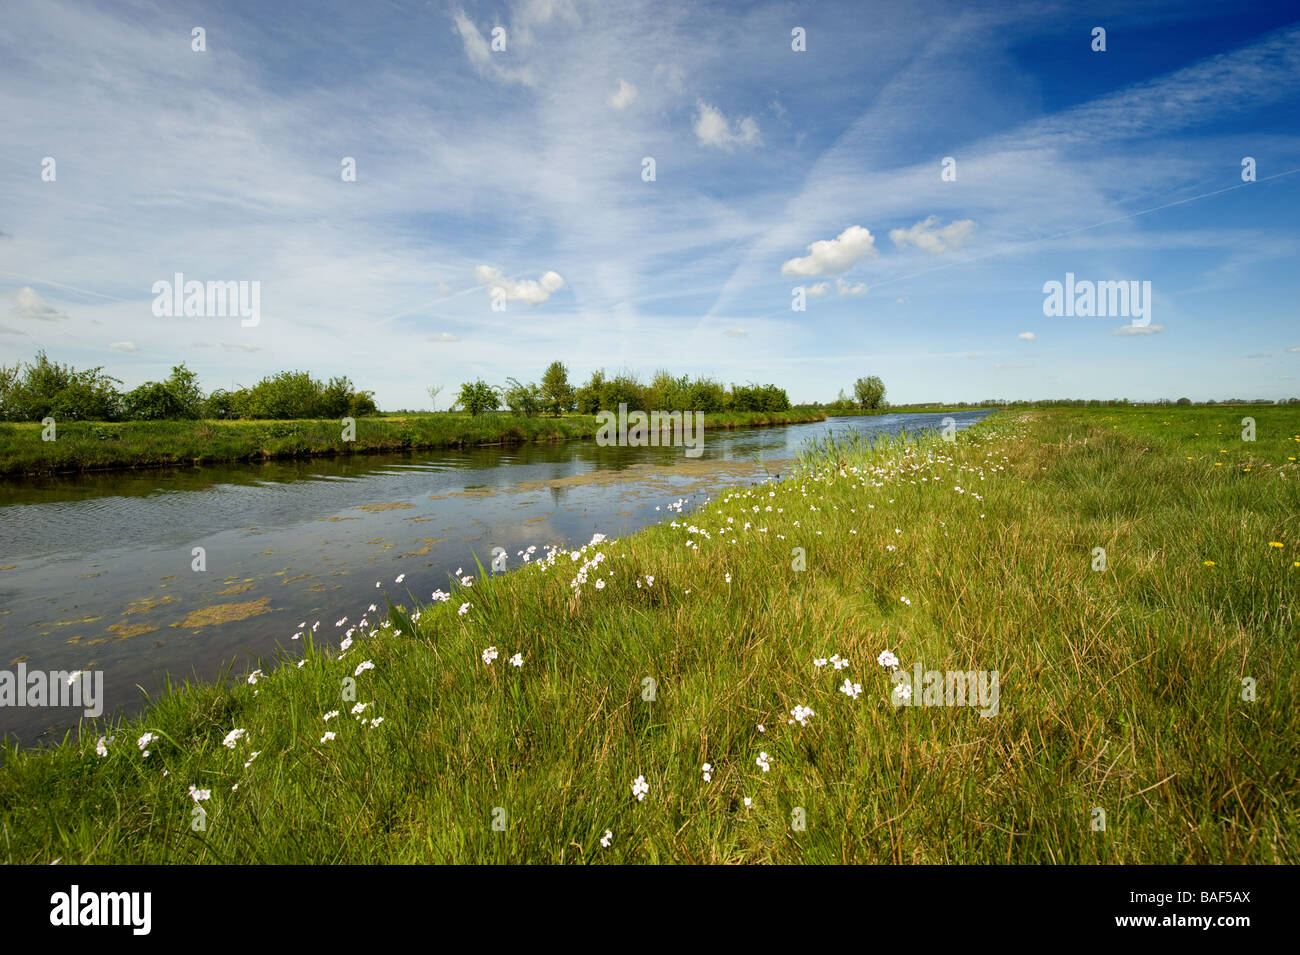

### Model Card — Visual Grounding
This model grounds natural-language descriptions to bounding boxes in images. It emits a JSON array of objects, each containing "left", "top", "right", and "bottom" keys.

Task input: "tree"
[
  {"left": 456, "top": 379, "right": 499, "bottom": 416},
  {"left": 854, "top": 375, "right": 886, "bottom": 409},
  {"left": 427, "top": 385, "right": 444, "bottom": 411},
  {"left": 503, "top": 377, "right": 542, "bottom": 417},
  {"left": 539, "top": 361, "right": 575, "bottom": 416}
]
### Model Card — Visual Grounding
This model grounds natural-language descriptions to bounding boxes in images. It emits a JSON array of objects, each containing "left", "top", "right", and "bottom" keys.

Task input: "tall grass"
[
  {"left": 1, "top": 407, "right": 1296, "bottom": 862},
  {"left": 0, "top": 408, "right": 828, "bottom": 476}
]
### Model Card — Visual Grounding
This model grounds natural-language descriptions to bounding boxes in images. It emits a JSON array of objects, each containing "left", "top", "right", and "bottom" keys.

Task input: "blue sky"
[{"left": 2, "top": 0, "right": 1298, "bottom": 408}]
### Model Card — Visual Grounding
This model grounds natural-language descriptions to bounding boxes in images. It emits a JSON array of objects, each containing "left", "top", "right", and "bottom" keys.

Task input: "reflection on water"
[{"left": 0, "top": 411, "right": 991, "bottom": 745}]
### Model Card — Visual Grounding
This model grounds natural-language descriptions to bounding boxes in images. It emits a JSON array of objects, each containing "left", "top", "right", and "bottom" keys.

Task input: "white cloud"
[
  {"left": 451, "top": 9, "right": 536, "bottom": 86},
  {"left": 436, "top": 282, "right": 452, "bottom": 295},
  {"left": 222, "top": 342, "right": 259, "bottom": 352},
  {"left": 1289, "top": 346, "right": 1300, "bottom": 353},
  {"left": 693, "top": 100, "right": 761, "bottom": 150},
  {"left": 1018, "top": 331, "right": 1036, "bottom": 341},
  {"left": 474, "top": 265, "right": 565, "bottom": 305},
  {"left": 608, "top": 79, "right": 637, "bottom": 109},
  {"left": 836, "top": 278, "right": 867, "bottom": 296},
  {"left": 723, "top": 327, "right": 748, "bottom": 337},
  {"left": 13, "top": 286, "right": 66, "bottom": 321},
  {"left": 807, "top": 282, "right": 829, "bottom": 296},
  {"left": 1113, "top": 324, "right": 1166, "bottom": 336},
  {"left": 108, "top": 341, "right": 138, "bottom": 352},
  {"left": 889, "top": 216, "right": 975, "bottom": 254},
  {"left": 430, "top": 332, "right": 459, "bottom": 342},
  {"left": 781, "top": 226, "right": 877, "bottom": 277}
]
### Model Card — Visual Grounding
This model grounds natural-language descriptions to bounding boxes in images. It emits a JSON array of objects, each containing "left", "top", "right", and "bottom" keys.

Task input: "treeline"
[
  {"left": 454, "top": 362, "right": 793, "bottom": 416},
  {"left": 0, "top": 352, "right": 377, "bottom": 422}
]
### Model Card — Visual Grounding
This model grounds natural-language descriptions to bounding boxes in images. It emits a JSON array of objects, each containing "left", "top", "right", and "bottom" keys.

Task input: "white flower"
[
  {"left": 432, "top": 589, "right": 450, "bottom": 602},
  {"left": 595, "top": 578, "right": 606, "bottom": 590},
  {"left": 877, "top": 650, "right": 899, "bottom": 669},
  {"left": 243, "top": 751, "right": 261, "bottom": 768},
  {"left": 900, "top": 596, "right": 911, "bottom": 606},
  {"left": 187, "top": 785, "right": 211, "bottom": 802},
  {"left": 756, "top": 723, "right": 765, "bottom": 734},
  {"left": 395, "top": 574, "right": 405, "bottom": 583},
  {"left": 482, "top": 646, "right": 499, "bottom": 665},
  {"left": 351, "top": 702, "right": 369, "bottom": 715},
  {"left": 702, "top": 762, "right": 713, "bottom": 782},
  {"left": 895, "top": 684, "right": 913, "bottom": 701},
  {"left": 320, "top": 731, "right": 336, "bottom": 743},
  {"left": 66, "top": 670, "right": 82, "bottom": 686},
  {"left": 459, "top": 602, "right": 471, "bottom": 616},
  {"left": 644, "top": 576, "right": 654, "bottom": 587},
  {"left": 600, "top": 829, "right": 613, "bottom": 848},
  {"left": 756, "top": 752, "right": 771, "bottom": 772},
  {"left": 222, "top": 728, "right": 247, "bottom": 749},
  {"left": 368, "top": 716, "right": 384, "bottom": 727},
  {"left": 95, "top": 736, "right": 109, "bottom": 757},
  {"left": 814, "top": 657, "right": 829, "bottom": 668},
  {"left": 137, "top": 732, "right": 157, "bottom": 757},
  {"left": 631, "top": 775, "right": 649, "bottom": 802},
  {"left": 839, "top": 679, "right": 863, "bottom": 700},
  {"left": 323, "top": 710, "right": 340, "bottom": 721},
  {"left": 743, "top": 796, "right": 753, "bottom": 809},
  {"left": 339, "top": 636, "right": 353, "bottom": 652},
  {"left": 789, "top": 704, "right": 815, "bottom": 726},
  {"left": 509, "top": 653, "right": 523, "bottom": 667},
  {"left": 246, "top": 669, "right": 263, "bottom": 685},
  {"left": 354, "top": 660, "right": 375, "bottom": 676}
]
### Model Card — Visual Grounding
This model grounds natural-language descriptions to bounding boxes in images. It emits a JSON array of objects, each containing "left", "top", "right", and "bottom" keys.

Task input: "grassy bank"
[
  {"left": 0, "top": 408, "right": 827, "bottom": 476},
  {"left": 1, "top": 406, "right": 1296, "bottom": 863}
]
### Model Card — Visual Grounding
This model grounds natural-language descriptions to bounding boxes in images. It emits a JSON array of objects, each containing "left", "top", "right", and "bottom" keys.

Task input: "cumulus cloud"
[
  {"left": 889, "top": 216, "right": 975, "bottom": 254},
  {"left": 608, "top": 79, "right": 637, "bottom": 109},
  {"left": 836, "top": 278, "right": 867, "bottom": 296},
  {"left": 807, "top": 282, "right": 829, "bottom": 296},
  {"left": 1018, "top": 331, "right": 1036, "bottom": 341},
  {"left": 693, "top": 100, "right": 761, "bottom": 150},
  {"left": 781, "top": 226, "right": 877, "bottom": 277},
  {"left": 13, "top": 286, "right": 66, "bottom": 321},
  {"left": 1113, "top": 324, "right": 1166, "bottom": 336},
  {"left": 474, "top": 265, "right": 565, "bottom": 305},
  {"left": 108, "top": 341, "right": 138, "bottom": 352}
]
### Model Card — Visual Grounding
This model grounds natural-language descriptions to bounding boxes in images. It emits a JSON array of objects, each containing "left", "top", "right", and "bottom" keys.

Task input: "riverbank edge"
[{"left": 0, "top": 409, "right": 829, "bottom": 478}]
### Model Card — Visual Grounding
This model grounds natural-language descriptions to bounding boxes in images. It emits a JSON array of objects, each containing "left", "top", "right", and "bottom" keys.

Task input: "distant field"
[
  {"left": 1, "top": 405, "right": 1295, "bottom": 863},
  {"left": 0, "top": 408, "right": 827, "bottom": 476}
]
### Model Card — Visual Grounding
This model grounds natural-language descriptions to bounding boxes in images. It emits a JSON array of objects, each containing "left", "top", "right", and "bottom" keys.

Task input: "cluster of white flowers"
[
  {"left": 631, "top": 775, "right": 649, "bottom": 802},
  {"left": 877, "top": 649, "right": 900, "bottom": 670},
  {"left": 789, "top": 704, "right": 815, "bottom": 726},
  {"left": 187, "top": 785, "right": 211, "bottom": 802},
  {"left": 320, "top": 731, "right": 336, "bottom": 743},
  {"left": 137, "top": 732, "right": 157, "bottom": 757},
  {"left": 222, "top": 728, "right": 247, "bottom": 749},
  {"left": 756, "top": 751, "right": 772, "bottom": 772},
  {"left": 482, "top": 646, "right": 499, "bottom": 665},
  {"left": 839, "top": 678, "right": 863, "bottom": 699},
  {"left": 601, "top": 829, "right": 613, "bottom": 848},
  {"left": 702, "top": 762, "right": 713, "bottom": 782},
  {"left": 95, "top": 735, "right": 114, "bottom": 757},
  {"left": 354, "top": 660, "right": 375, "bottom": 676}
]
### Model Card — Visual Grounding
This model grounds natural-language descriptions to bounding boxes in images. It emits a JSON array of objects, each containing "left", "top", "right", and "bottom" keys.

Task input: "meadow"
[
  {"left": 0, "top": 408, "right": 826, "bottom": 476},
  {"left": 0, "top": 406, "right": 1296, "bottom": 863}
]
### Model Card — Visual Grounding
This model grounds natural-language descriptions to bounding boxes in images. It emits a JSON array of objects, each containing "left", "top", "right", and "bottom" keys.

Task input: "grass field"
[
  {"left": 1, "top": 406, "right": 1297, "bottom": 863},
  {"left": 0, "top": 408, "right": 826, "bottom": 476}
]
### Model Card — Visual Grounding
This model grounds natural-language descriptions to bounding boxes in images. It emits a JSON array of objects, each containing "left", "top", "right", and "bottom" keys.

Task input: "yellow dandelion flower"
[
  {"left": 1268, "top": 541, "right": 1283, "bottom": 548},
  {"left": 1202, "top": 561, "right": 1216, "bottom": 567}
]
